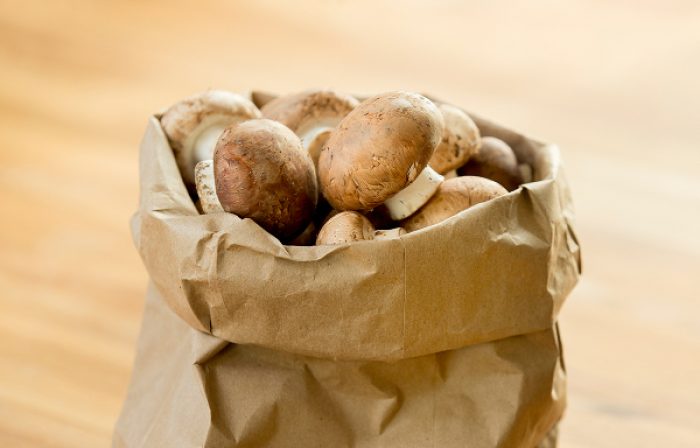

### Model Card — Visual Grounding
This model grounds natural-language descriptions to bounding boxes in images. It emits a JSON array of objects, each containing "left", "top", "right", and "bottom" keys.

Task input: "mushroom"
[
  {"left": 261, "top": 89, "right": 359, "bottom": 159},
  {"left": 318, "top": 91, "right": 445, "bottom": 221},
  {"left": 428, "top": 104, "right": 481, "bottom": 174},
  {"left": 209, "top": 118, "right": 317, "bottom": 240},
  {"left": 316, "top": 211, "right": 405, "bottom": 245},
  {"left": 160, "top": 90, "right": 261, "bottom": 185},
  {"left": 402, "top": 176, "right": 508, "bottom": 232},
  {"left": 316, "top": 211, "right": 375, "bottom": 245},
  {"left": 457, "top": 136, "right": 522, "bottom": 191},
  {"left": 194, "top": 160, "right": 224, "bottom": 213}
]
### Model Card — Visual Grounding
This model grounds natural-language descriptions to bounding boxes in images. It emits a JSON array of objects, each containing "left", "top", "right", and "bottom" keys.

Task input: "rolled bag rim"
[{"left": 132, "top": 105, "right": 581, "bottom": 362}]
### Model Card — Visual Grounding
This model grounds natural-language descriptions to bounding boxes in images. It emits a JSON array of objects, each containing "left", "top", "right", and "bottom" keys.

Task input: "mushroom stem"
[
  {"left": 383, "top": 166, "right": 444, "bottom": 220},
  {"left": 194, "top": 160, "right": 224, "bottom": 214}
]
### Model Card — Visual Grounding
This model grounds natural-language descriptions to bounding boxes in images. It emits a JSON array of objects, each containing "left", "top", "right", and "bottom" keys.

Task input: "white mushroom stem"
[
  {"left": 384, "top": 166, "right": 444, "bottom": 220},
  {"left": 194, "top": 160, "right": 224, "bottom": 214}
]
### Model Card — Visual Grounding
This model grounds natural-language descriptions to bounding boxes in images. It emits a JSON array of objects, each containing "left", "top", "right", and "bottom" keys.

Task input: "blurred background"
[{"left": 1, "top": 0, "right": 699, "bottom": 446}]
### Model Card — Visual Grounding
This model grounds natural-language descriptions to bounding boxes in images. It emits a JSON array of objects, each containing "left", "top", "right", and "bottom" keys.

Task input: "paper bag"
[{"left": 114, "top": 103, "right": 581, "bottom": 447}]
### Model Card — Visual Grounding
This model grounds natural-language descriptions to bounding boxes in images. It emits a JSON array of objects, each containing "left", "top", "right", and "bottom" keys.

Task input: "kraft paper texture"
[{"left": 114, "top": 98, "right": 581, "bottom": 447}]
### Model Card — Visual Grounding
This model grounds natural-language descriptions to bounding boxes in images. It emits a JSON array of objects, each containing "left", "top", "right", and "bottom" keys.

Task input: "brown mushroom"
[
  {"left": 316, "top": 211, "right": 405, "bottom": 245},
  {"left": 429, "top": 104, "right": 481, "bottom": 174},
  {"left": 402, "top": 176, "right": 508, "bottom": 232},
  {"left": 457, "top": 136, "right": 522, "bottom": 191},
  {"left": 212, "top": 118, "right": 317, "bottom": 240},
  {"left": 161, "top": 90, "right": 261, "bottom": 185},
  {"left": 316, "top": 211, "right": 375, "bottom": 245},
  {"left": 261, "top": 89, "right": 359, "bottom": 155},
  {"left": 318, "top": 91, "right": 445, "bottom": 221}
]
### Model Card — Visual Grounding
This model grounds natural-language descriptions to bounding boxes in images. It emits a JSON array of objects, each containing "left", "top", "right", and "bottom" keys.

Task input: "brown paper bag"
[{"left": 114, "top": 103, "right": 581, "bottom": 447}]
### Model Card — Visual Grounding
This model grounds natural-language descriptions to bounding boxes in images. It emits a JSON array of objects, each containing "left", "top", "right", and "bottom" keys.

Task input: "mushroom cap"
[
  {"left": 316, "top": 211, "right": 376, "bottom": 245},
  {"left": 458, "top": 136, "right": 521, "bottom": 191},
  {"left": 402, "top": 176, "right": 507, "bottom": 232},
  {"left": 429, "top": 104, "right": 481, "bottom": 174},
  {"left": 261, "top": 89, "right": 359, "bottom": 142},
  {"left": 161, "top": 90, "right": 261, "bottom": 184},
  {"left": 213, "top": 118, "right": 318, "bottom": 240},
  {"left": 318, "top": 91, "right": 444, "bottom": 211}
]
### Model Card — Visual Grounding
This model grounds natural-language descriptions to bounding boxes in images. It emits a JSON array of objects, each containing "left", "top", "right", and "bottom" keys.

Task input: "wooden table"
[{"left": 1, "top": 1, "right": 698, "bottom": 446}]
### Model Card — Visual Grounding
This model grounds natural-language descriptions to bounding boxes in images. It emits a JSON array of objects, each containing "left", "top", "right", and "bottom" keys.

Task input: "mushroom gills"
[
  {"left": 383, "top": 165, "right": 444, "bottom": 220},
  {"left": 298, "top": 119, "right": 340, "bottom": 150},
  {"left": 191, "top": 120, "right": 229, "bottom": 169},
  {"left": 194, "top": 160, "right": 224, "bottom": 214}
]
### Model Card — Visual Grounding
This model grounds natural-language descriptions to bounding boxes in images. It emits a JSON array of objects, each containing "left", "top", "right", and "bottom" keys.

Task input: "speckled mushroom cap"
[
  {"left": 429, "top": 104, "right": 481, "bottom": 174},
  {"left": 161, "top": 90, "right": 261, "bottom": 185},
  {"left": 402, "top": 176, "right": 507, "bottom": 232},
  {"left": 316, "top": 211, "right": 375, "bottom": 245},
  {"left": 318, "top": 91, "right": 444, "bottom": 211},
  {"left": 458, "top": 136, "right": 522, "bottom": 191},
  {"left": 261, "top": 89, "right": 359, "bottom": 146},
  {"left": 213, "top": 119, "right": 317, "bottom": 240}
]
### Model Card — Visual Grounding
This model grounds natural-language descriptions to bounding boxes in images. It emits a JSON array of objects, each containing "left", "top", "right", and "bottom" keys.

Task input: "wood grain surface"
[{"left": 1, "top": 1, "right": 699, "bottom": 446}]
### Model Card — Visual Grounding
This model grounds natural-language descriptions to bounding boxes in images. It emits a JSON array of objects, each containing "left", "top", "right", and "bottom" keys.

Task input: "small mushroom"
[
  {"left": 316, "top": 211, "right": 375, "bottom": 245},
  {"left": 212, "top": 118, "right": 318, "bottom": 240},
  {"left": 457, "top": 136, "right": 522, "bottom": 191},
  {"left": 318, "top": 91, "right": 445, "bottom": 221},
  {"left": 261, "top": 89, "right": 359, "bottom": 157},
  {"left": 316, "top": 211, "right": 405, "bottom": 245},
  {"left": 161, "top": 90, "right": 261, "bottom": 185},
  {"left": 429, "top": 104, "right": 481, "bottom": 174},
  {"left": 402, "top": 176, "right": 508, "bottom": 232}
]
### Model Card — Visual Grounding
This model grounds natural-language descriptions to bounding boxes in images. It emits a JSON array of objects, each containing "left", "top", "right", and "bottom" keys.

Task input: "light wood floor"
[{"left": 1, "top": 1, "right": 699, "bottom": 446}]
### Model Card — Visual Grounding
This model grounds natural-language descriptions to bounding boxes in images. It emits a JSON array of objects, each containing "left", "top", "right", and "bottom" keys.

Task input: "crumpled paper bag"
[{"left": 114, "top": 99, "right": 581, "bottom": 447}]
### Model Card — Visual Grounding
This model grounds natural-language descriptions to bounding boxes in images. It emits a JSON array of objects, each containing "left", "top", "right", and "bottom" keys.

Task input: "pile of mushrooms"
[{"left": 161, "top": 89, "right": 529, "bottom": 245}]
